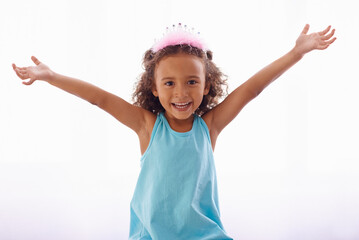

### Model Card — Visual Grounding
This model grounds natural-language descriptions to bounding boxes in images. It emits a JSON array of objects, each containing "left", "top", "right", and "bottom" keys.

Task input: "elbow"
[
  {"left": 90, "top": 101, "right": 98, "bottom": 106},
  {"left": 89, "top": 96, "right": 101, "bottom": 106},
  {"left": 254, "top": 89, "right": 263, "bottom": 98},
  {"left": 93, "top": 91, "right": 108, "bottom": 108},
  {"left": 91, "top": 96, "right": 104, "bottom": 108},
  {"left": 94, "top": 97, "right": 105, "bottom": 108},
  {"left": 241, "top": 82, "right": 262, "bottom": 100},
  {"left": 247, "top": 87, "right": 261, "bottom": 100}
]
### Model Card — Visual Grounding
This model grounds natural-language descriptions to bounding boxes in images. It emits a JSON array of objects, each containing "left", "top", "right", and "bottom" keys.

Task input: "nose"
[{"left": 174, "top": 84, "right": 189, "bottom": 98}]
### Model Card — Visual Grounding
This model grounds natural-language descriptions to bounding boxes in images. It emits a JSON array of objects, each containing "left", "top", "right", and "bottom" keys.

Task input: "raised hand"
[
  {"left": 12, "top": 56, "right": 54, "bottom": 85},
  {"left": 294, "top": 24, "right": 336, "bottom": 56}
]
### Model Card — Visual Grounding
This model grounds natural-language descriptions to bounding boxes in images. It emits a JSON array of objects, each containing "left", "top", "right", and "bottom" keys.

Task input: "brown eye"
[
  {"left": 165, "top": 81, "right": 174, "bottom": 86},
  {"left": 188, "top": 80, "right": 197, "bottom": 85}
]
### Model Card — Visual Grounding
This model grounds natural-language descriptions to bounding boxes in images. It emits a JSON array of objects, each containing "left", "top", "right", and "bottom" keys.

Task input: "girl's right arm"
[{"left": 12, "top": 56, "right": 156, "bottom": 141}]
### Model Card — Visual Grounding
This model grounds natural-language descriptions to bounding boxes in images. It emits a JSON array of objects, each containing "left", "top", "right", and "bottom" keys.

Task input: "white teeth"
[
  {"left": 175, "top": 102, "right": 189, "bottom": 106},
  {"left": 173, "top": 102, "right": 190, "bottom": 109}
]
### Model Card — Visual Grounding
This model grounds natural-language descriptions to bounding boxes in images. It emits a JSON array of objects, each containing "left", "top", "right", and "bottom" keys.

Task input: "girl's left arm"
[{"left": 205, "top": 24, "right": 336, "bottom": 141}]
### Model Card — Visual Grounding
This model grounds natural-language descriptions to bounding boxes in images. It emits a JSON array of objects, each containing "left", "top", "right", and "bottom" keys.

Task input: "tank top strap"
[
  {"left": 140, "top": 113, "right": 162, "bottom": 164},
  {"left": 196, "top": 115, "right": 212, "bottom": 145}
]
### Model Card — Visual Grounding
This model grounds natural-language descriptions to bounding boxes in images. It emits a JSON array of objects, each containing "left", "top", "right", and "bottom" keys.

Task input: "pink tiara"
[{"left": 151, "top": 23, "right": 208, "bottom": 53}]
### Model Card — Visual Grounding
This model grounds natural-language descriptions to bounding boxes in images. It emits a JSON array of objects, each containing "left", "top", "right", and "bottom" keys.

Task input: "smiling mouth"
[{"left": 171, "top": 102, "right": 192, "bottom": 110}]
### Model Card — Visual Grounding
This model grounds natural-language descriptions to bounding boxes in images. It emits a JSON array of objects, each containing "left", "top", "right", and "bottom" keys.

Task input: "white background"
[{"left": 1, "top": 0, "right": 358, "bottom": 239}]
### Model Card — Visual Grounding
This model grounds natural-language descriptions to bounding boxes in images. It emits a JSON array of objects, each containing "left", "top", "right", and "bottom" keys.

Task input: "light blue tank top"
[{"left": 129, "top": 112, "right": 232, "bottom": 240}]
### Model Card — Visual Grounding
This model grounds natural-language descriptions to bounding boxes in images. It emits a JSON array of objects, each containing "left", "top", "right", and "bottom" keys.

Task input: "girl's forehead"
[{"left": 155, "top": 53, "right": 205, "bottom": 76}]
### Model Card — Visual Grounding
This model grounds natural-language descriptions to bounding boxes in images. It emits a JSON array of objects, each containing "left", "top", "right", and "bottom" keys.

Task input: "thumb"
[
  {"left": 31, "top": 56, "right": 41, "bottom": 65},
  {"left": 301, "top": 24, "right": 310, "bottom": 35},
  {"left": 23, "top": 78, "right": 36, "bottom": 86}
]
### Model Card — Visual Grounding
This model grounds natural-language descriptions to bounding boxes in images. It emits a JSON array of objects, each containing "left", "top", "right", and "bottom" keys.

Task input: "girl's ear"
[
  {"left": 204, "top": 83, "right": 210, "bottom": 95},
  {"left": 152, "top": 85, "right": 158, "bottom": 97}
]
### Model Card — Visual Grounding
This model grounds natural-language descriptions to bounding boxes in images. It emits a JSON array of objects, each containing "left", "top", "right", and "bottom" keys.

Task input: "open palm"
[
  {"left": 12, "top": 56, "right": 52, "bottom": 85},
  {"left": 295, "top": 24, "right": 336, "bottom": 55}
]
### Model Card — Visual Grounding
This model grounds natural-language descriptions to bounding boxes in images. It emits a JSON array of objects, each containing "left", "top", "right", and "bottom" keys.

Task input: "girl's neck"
[{"left": 164, "top": 112, "right": 194, "bottom": 133}]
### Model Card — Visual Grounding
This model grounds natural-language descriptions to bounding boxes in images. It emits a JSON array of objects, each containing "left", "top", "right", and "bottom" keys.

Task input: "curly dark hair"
[{"left": 132, "top": 44, "right": 228, "bottom": 116}]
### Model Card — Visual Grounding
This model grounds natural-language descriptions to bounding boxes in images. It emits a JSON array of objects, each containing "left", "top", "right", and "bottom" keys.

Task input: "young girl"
[{"left": 13, "top": 23, "right": 336, "bottom": 239}]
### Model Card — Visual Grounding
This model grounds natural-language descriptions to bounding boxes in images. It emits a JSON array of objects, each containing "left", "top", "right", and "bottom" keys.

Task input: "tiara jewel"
[{"left": 151, "top": 23, "right": 208, "bottom": 53}]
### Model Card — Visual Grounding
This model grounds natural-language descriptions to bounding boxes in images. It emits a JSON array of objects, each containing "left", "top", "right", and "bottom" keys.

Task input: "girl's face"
[{"left": 153, "top": 53, "right": 209, "bottom": 121}]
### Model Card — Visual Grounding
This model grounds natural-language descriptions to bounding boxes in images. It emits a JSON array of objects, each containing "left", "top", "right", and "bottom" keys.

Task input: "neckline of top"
[{"left": 160, "top": 112, "right": 197, "bottom": 137}]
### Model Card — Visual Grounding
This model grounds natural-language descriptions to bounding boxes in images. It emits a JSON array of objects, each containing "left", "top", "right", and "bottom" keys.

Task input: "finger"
[
  {"left": 14, "top": 67, "right": 29, "bottom": 79},
  {"left": 31, "top": 56, "right": 41, "bottom": 65},
  {"left": 317, "top": 44, "right": 329, "bottom": 50},
  {"left": 18, "top": 69, "right": 28, "bottom": 74},
  {"left": 301, "top": 24, "right": 310, "bottom": 35},
  {"left": 321, "top": 37, "right": 337, "bottom": 46},
  {"left": 22, "top": 79, "right": 31, "bottom": 85},
  {"left": 319, "top": 25, "right": 331, "bottom": 36},
  {"left": 14, "top": 70, "right": 26, "bottom": 80},
  {"left": 12, "top": 64, "right": 23, "bottom": 71},
  {"left": 12, "top": 63, "right": 28, "bottom": 71},
  {"left": 322, "top": 29, "right": 335, "bottom": 40},
  {"left": 14, "top": 68, "right": 27, "bottom": 77},
  {"left": 12, "top": 65, "right": 20, "bottom": 74},
  {"left": 317, "top": 38, "right": 336, "bottom": 50},
  {"left": 23, "top": 78, "right": 35, "bottom": 85},
  {"left": 325, "top": 37, "right": 337, "bottom": 45},
  {"left": 13, "top": 64, "right": 26, "bottom": 71}
]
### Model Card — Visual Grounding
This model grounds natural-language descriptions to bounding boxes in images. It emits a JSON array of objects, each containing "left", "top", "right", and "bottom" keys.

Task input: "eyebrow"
[{"left": 160, "top": 76, "right": 201, "bottom": 81}]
